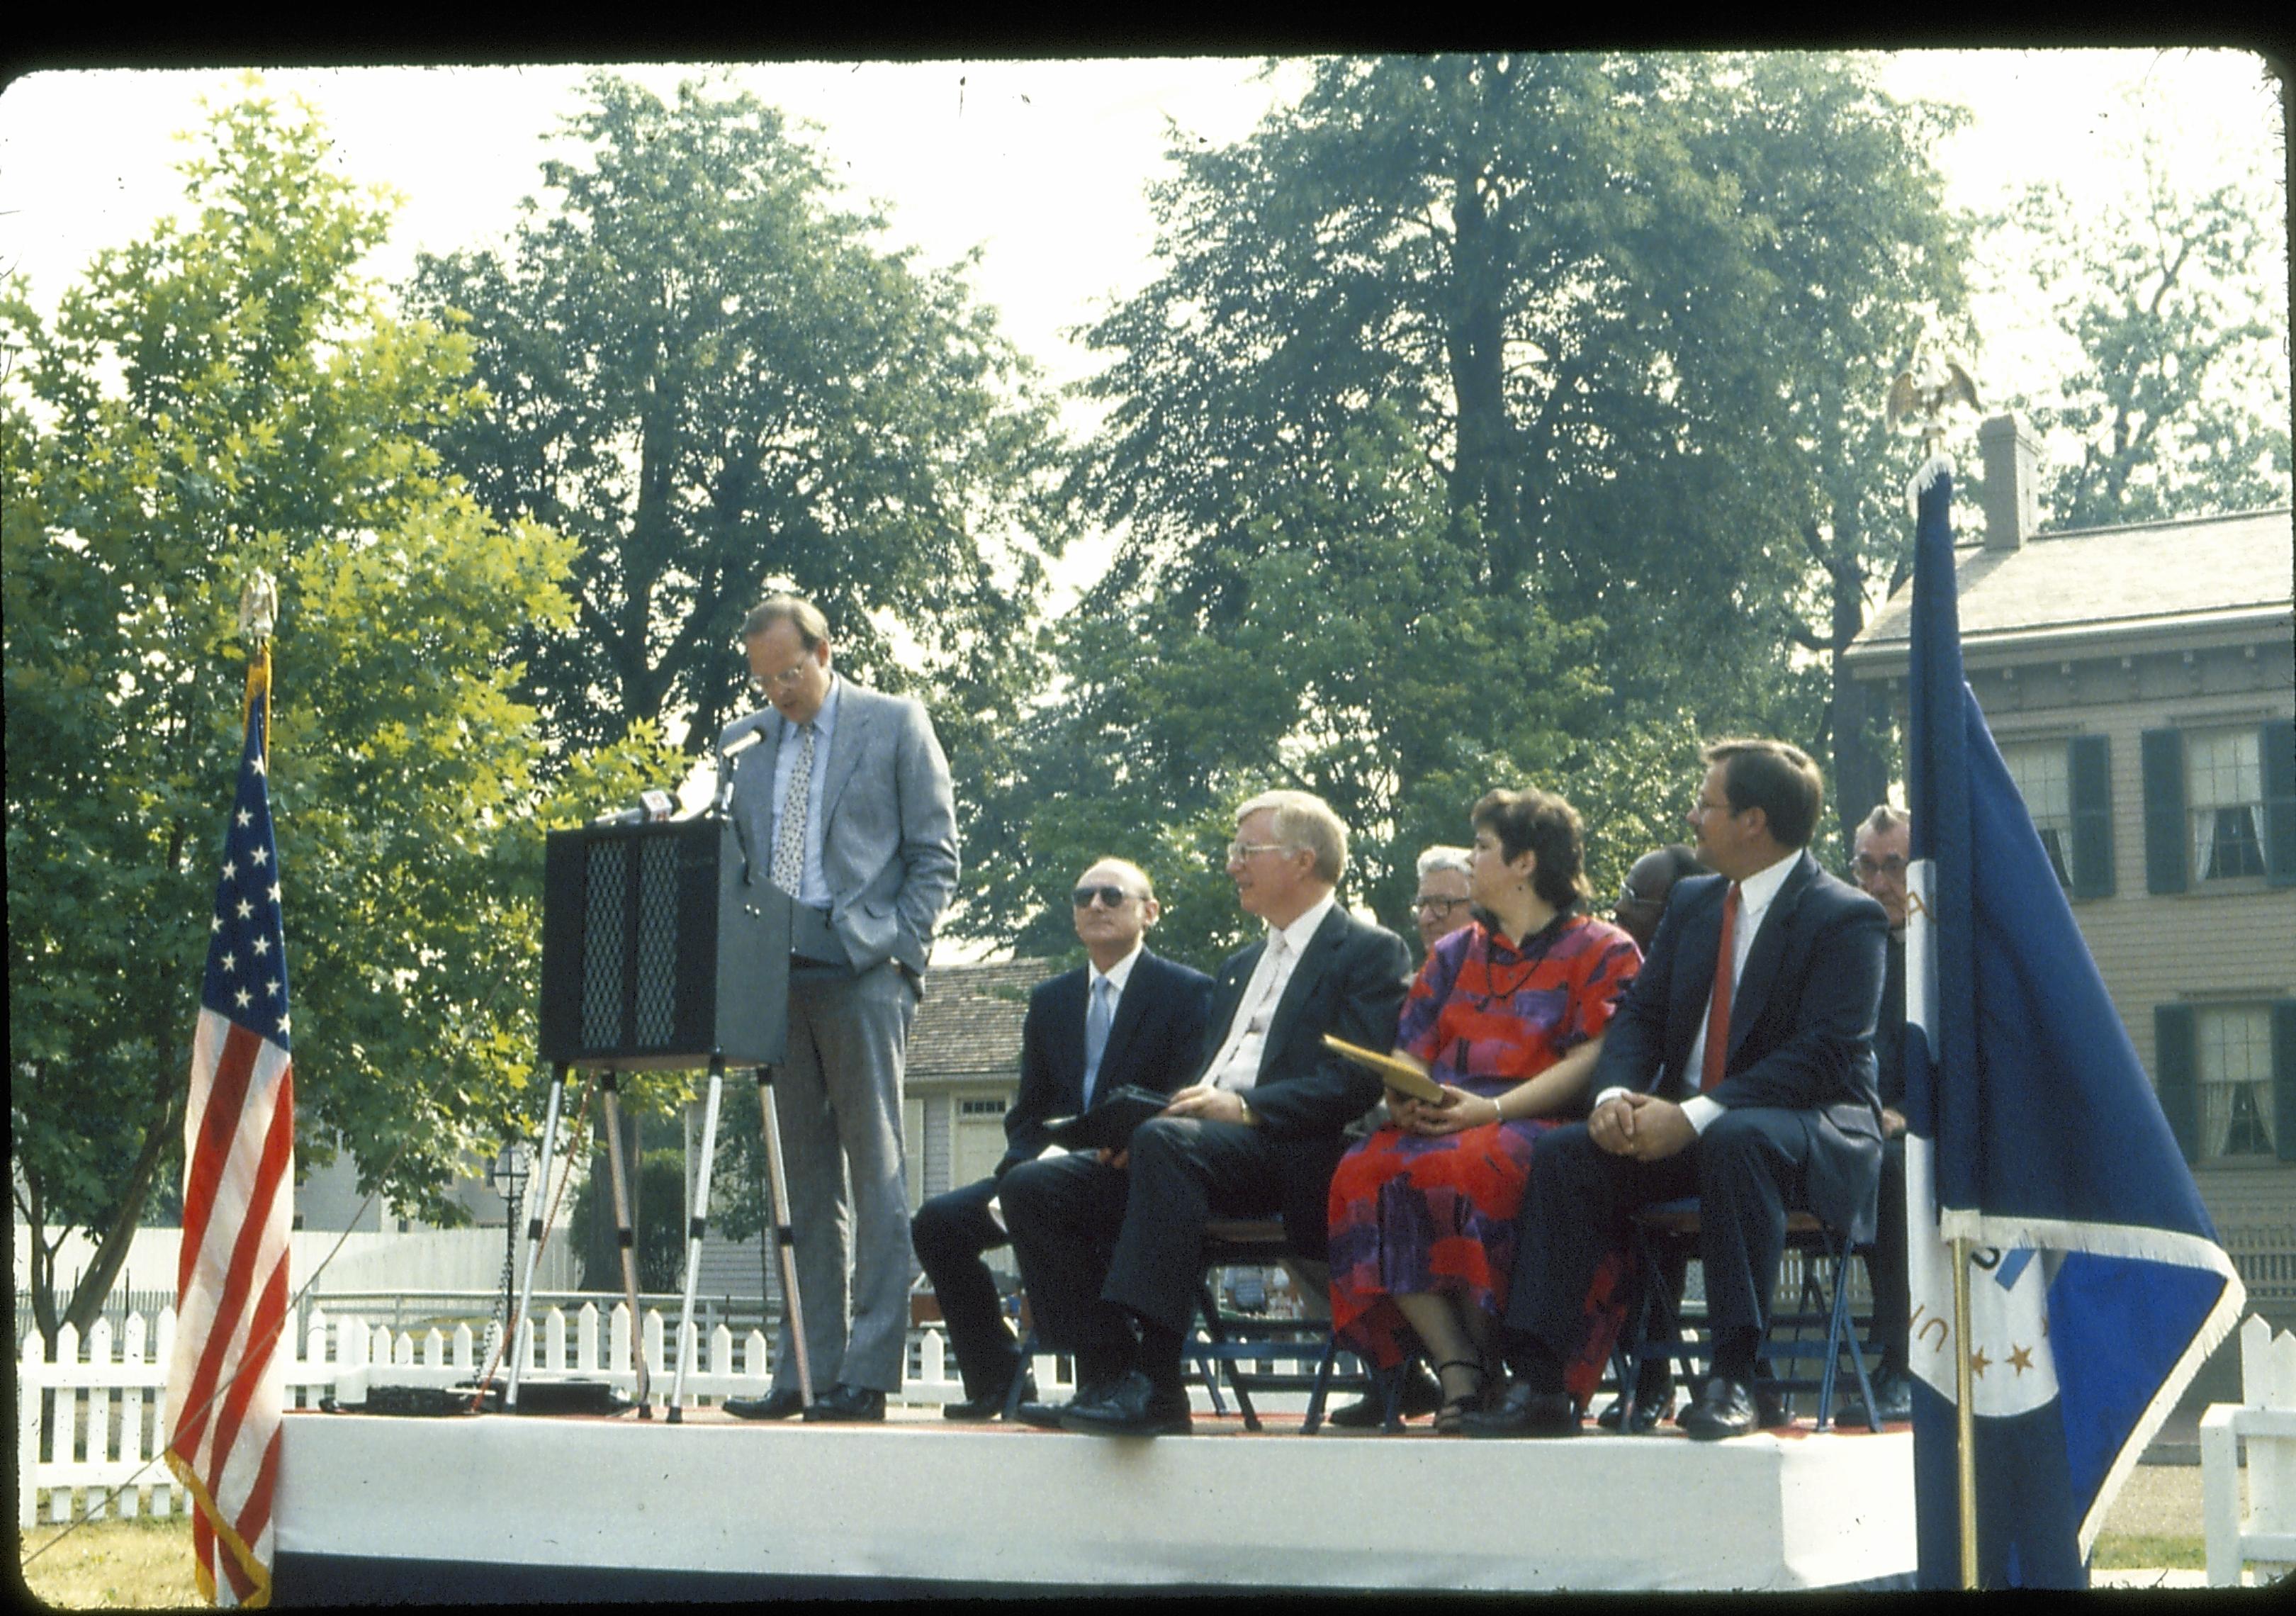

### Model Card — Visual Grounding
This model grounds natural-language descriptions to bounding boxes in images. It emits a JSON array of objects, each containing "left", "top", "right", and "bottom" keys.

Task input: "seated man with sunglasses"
[{"left": 911, "top": 860, "right": 1212, "bottom": 1419}]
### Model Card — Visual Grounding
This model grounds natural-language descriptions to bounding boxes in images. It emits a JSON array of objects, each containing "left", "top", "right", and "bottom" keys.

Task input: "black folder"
[{"left": 1040, "top": 1085, "right": 1174, "bottom": 1152}]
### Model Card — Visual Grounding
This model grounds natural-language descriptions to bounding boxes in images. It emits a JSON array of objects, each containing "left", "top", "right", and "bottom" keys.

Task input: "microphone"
[
  {"left": 590, "top": 789, "right": 676, "bottom": 826},
  {"left": 714, "top": 729, "right": 765, "bottom": 819}
]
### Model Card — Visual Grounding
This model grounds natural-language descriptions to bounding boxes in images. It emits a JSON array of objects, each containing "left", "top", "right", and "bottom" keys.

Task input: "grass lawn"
[{"left": 16, "top": 1517, "right": 205, "bottom": 1610}]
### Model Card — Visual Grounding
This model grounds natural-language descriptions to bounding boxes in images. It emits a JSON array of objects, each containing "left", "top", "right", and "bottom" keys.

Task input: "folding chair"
[
  {"left": 1188, "top": 1218, "right": 1364, "bottom": 1432},
  {"left": 1611, "top": 1198, "right": 1881, "bottom": 1434}
]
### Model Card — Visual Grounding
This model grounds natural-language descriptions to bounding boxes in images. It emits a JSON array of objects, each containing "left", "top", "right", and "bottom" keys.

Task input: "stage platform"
[{"left": 274, "top": 1401, "right": 1915, "bottom": 1598}]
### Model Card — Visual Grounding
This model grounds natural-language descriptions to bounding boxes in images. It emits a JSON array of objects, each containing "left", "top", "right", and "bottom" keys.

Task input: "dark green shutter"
[
  {"left": 2273, "top": 1002, "right": 2296, "bottom": 1164},
  {"left": 2154, "top": 1004, "right": 2198, "bottom": 1164},
  {"left": 2069, "top": 734, "right": 2115, "bottom": 899},
  {"left": 2141, "top": 729, "right": 2188, "bottom": 894},
  {"left": 2263, "top": 719, "right": 2296, "bottom": 887}
]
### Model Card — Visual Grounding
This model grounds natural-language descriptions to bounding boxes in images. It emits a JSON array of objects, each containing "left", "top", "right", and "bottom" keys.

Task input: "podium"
[{"left": 516, "top": 814, "right": 813, "bottom": 1418}]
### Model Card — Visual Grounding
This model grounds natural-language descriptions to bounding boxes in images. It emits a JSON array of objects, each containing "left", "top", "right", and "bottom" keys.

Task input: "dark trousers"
[
  {"left": 910, "top": 1175, "right": 1022, "bottom": 1401},
  {"left": 1861, "top": 1133, "right": 1908, "bottom": 1374},
  {"left": 1507, "top": 1111, "right": 1816, "bottom": 1376},
  {"left": 1000, "top": 1116, "right": 1346, "bottom": 1353}
]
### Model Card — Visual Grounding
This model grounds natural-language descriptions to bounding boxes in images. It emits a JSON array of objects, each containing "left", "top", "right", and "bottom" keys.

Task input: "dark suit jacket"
[
  {"left": 997, "top": 950, "right": 1214, "bottom": 1177},
  {"left": 1589, "top": 850, "right": 1888, "bottom": 1239},
  {"left": 1193, "top": 902, "right": 1412, "bottom": 1139}
]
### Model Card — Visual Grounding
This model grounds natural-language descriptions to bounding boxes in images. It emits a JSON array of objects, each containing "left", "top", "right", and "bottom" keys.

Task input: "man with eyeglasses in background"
[
  {"left": 1001, "top": 790, "right": 1412, "bottom": 1437},
  {"left": 1412, "top": 846, "right": 1477, "bottom": 956},
  {"left": 911, "top": 859, "right": 1211, "bottom": 1420},
  {"left": 1850, "top": 802, "right": 1914, "bottom": 1422},
  {"left": 718, "top": 594, "right": 958, "bottom": 1425}
]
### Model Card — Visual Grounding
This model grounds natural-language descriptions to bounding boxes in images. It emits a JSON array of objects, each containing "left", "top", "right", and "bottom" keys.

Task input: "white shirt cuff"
[
  {"left": 1681, "top": 1094, "right": 1723, "bottom": 1134},
  {"left": 1594, "top": 1085, "right": 1629, "bottom": 1111}
]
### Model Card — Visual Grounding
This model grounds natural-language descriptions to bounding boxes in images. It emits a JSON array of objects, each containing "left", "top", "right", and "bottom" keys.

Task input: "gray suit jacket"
[{"left": 718, "top": 677, "right": 960, "bottom": 977}]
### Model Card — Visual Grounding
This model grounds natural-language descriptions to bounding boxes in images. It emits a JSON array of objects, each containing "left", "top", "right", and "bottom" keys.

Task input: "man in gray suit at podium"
[{"left": 717, "top": 594, "right": 959, "bottom": 1423}]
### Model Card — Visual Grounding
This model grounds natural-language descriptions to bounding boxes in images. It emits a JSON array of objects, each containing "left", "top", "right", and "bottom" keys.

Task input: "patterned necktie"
[
  {"left": 771, "top": 722, "right": 815, "bottom": 897},
  {"left": 1701, "top": 882, "right": 1743, "bottom": 1092},
  {"left": 1082, "top": 975, "right": 1115, "bottom": 1109}
]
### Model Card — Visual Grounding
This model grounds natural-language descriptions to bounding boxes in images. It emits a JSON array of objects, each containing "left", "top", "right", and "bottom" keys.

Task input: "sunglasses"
[{"left": 1072, "top": 885, "right": 1139, "bottom": 909}]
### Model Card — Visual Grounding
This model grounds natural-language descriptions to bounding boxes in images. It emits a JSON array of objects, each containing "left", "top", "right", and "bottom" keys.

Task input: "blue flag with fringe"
[{"left": 1901, "top": 458, "right": 2246, "bottom": 1587}]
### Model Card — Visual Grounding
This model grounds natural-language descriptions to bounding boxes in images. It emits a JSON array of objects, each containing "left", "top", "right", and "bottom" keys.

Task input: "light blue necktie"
[{"left": 1081, "top": 975, "right": 1115, "bottom": 1109}]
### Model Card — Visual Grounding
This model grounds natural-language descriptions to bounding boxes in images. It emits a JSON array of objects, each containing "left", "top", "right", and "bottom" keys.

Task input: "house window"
[
  {"left": 2196, "top": 1006, "right": 2278, "bottom": 1160},
  {"left": 2141, "top": 719, "right": 2295, "bottom": 894},
  {"left": 1998, "top": 733, "right": 2112, "bottom": 897},
  {"left": 2186, "top": 727, "right": 2268, "bottom": 881},
  {"left": 1998, "top": 740, "right": 2074, "bottom": 887},
  {"left": 959, "top": 1098, "right": 1009, "bottom": 1118},
  {"left": 2155, "top": 999, "right": 2296, "bottom": 1165}
]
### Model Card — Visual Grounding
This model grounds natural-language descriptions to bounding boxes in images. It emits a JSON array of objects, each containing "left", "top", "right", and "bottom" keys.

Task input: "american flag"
[{"left": 166, "top": 649, "right": 296, "bottom": 1607}]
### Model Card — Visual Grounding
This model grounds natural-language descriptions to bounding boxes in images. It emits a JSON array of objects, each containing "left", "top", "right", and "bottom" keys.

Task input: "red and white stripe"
[{"left": 167, "top": 1006, "right": 295, "bottom": 1607}]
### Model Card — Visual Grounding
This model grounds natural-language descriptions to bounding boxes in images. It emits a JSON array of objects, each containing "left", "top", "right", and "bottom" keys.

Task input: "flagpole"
[{"left": 1953, "top": 1235, "right": 1979, "bottom": 1589}]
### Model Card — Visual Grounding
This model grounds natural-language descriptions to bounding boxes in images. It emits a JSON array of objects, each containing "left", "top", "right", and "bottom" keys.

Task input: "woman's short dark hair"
[{"left": 1470, "top": 787, "right": 1589, "bottom": 910}]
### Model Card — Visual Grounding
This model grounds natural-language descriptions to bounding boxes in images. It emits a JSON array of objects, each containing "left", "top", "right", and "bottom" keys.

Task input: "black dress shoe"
[
  {"left": 1059, "top": 1370, "right": 1193, "bottom": 1437},
  {"left": 722, "top": 1386, "right": 806, "bottom": 1420},
  {"left": 1327, "top": 1359, "right": 1444, "bottom": 1429},
  {"left": 803, "top": 1383, "right": 887, "bottom": 1423},
  {"left": 1015, "top": 1374, "right": 1113, "bottom": 1430},
  {"left": 1680, "top": 1375, "right": 1765, "bottom": 1441},
  {"left": 1461, "top": 1383, "right": 1580, "bottom": 1440},
  {"left": 945, "top": 1373, "right": 1037, "bottom": 1422},
  {"left": 1596, "top": 1374, "right": 1673, "bottom": 1434}
]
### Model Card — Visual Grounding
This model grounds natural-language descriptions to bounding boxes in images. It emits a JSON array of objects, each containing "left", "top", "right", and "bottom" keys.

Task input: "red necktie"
[{"left": 1701, "top": 883, "right": 1742, "bottom": 1092}]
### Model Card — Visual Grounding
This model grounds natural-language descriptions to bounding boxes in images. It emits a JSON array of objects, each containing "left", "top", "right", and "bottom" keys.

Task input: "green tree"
[
  {"left": 1696, "top": 55, "right": 1971, "bottom": 838},
  {"left": 1993, "top": 124, "right": 2290, "bottom": 531},
  {"left": 3, "top": 89, "right": 677, "bottom": 1346},
  {"left": 405, "top": 73, "right": 1067, "bottom": 875},
  {"left": 979, "top": 52, "right": 1968, "bottom": 946}
]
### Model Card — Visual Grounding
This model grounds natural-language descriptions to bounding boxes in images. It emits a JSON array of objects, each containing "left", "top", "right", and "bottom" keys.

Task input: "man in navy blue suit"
[
  {"left": 910, "top": 858, "right": 1211, "bottom": 1419},
  {"left": 1468, "top": 738, "right": 1887, "bottom": 1442}
]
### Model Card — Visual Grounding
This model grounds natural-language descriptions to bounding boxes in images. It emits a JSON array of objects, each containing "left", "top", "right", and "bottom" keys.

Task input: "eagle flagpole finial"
[
  {"left": 237, "top": 569, "right": 278, "bottom": 649},
  {"left": 1888, "top": 331, "right": 1981, "bottom": 509}
]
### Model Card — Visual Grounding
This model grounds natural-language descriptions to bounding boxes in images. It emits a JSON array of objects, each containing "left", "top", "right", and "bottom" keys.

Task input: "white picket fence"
[
  {"left": 16, "top": 1304, "right": 1017, "bottom": 1529},
  {"left": 2201, "top": 1313, "right": 2296, "bottom": 1586}
]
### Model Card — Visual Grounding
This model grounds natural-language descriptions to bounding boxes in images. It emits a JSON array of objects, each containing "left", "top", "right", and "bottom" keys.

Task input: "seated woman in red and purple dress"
[{"left": 1326, "top": 787, "right": 1642, "bottom": 1431}]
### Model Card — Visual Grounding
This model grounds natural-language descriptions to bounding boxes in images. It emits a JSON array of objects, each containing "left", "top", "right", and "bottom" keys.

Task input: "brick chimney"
[{"left": 1978, "top": 411, "right": 2041, "bottom": 549}]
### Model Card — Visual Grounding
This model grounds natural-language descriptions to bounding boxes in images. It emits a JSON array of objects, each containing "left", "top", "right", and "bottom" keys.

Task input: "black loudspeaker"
[{"left": 539, "top": 817, "right": 789, "bottom": 1070}]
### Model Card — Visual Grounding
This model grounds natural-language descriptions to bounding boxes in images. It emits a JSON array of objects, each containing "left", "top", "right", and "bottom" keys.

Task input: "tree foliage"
[
  {"left": 2, "top": 89, "right": 676, "bottom": 1344},
  {"left": 1993, "top": 122, "right": 2291, "bottom": 531},
  {"left": 972, "top": 52, "right": 1969, "bottom": 949},
  {"left": 405, "top": 73, "right": 1068, "bottom": 873}
]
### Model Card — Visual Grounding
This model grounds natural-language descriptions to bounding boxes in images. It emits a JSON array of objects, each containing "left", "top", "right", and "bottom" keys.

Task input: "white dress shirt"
[
  {"left": 1601, "top": 849, "right": 1799, "bottom": 1135},
  {"left": 1204, "top": 892, "right": 1337, "bottom": 1092},
  {"left": 1088, "top": 941, "right": 1146, "bottom": 1006}
]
